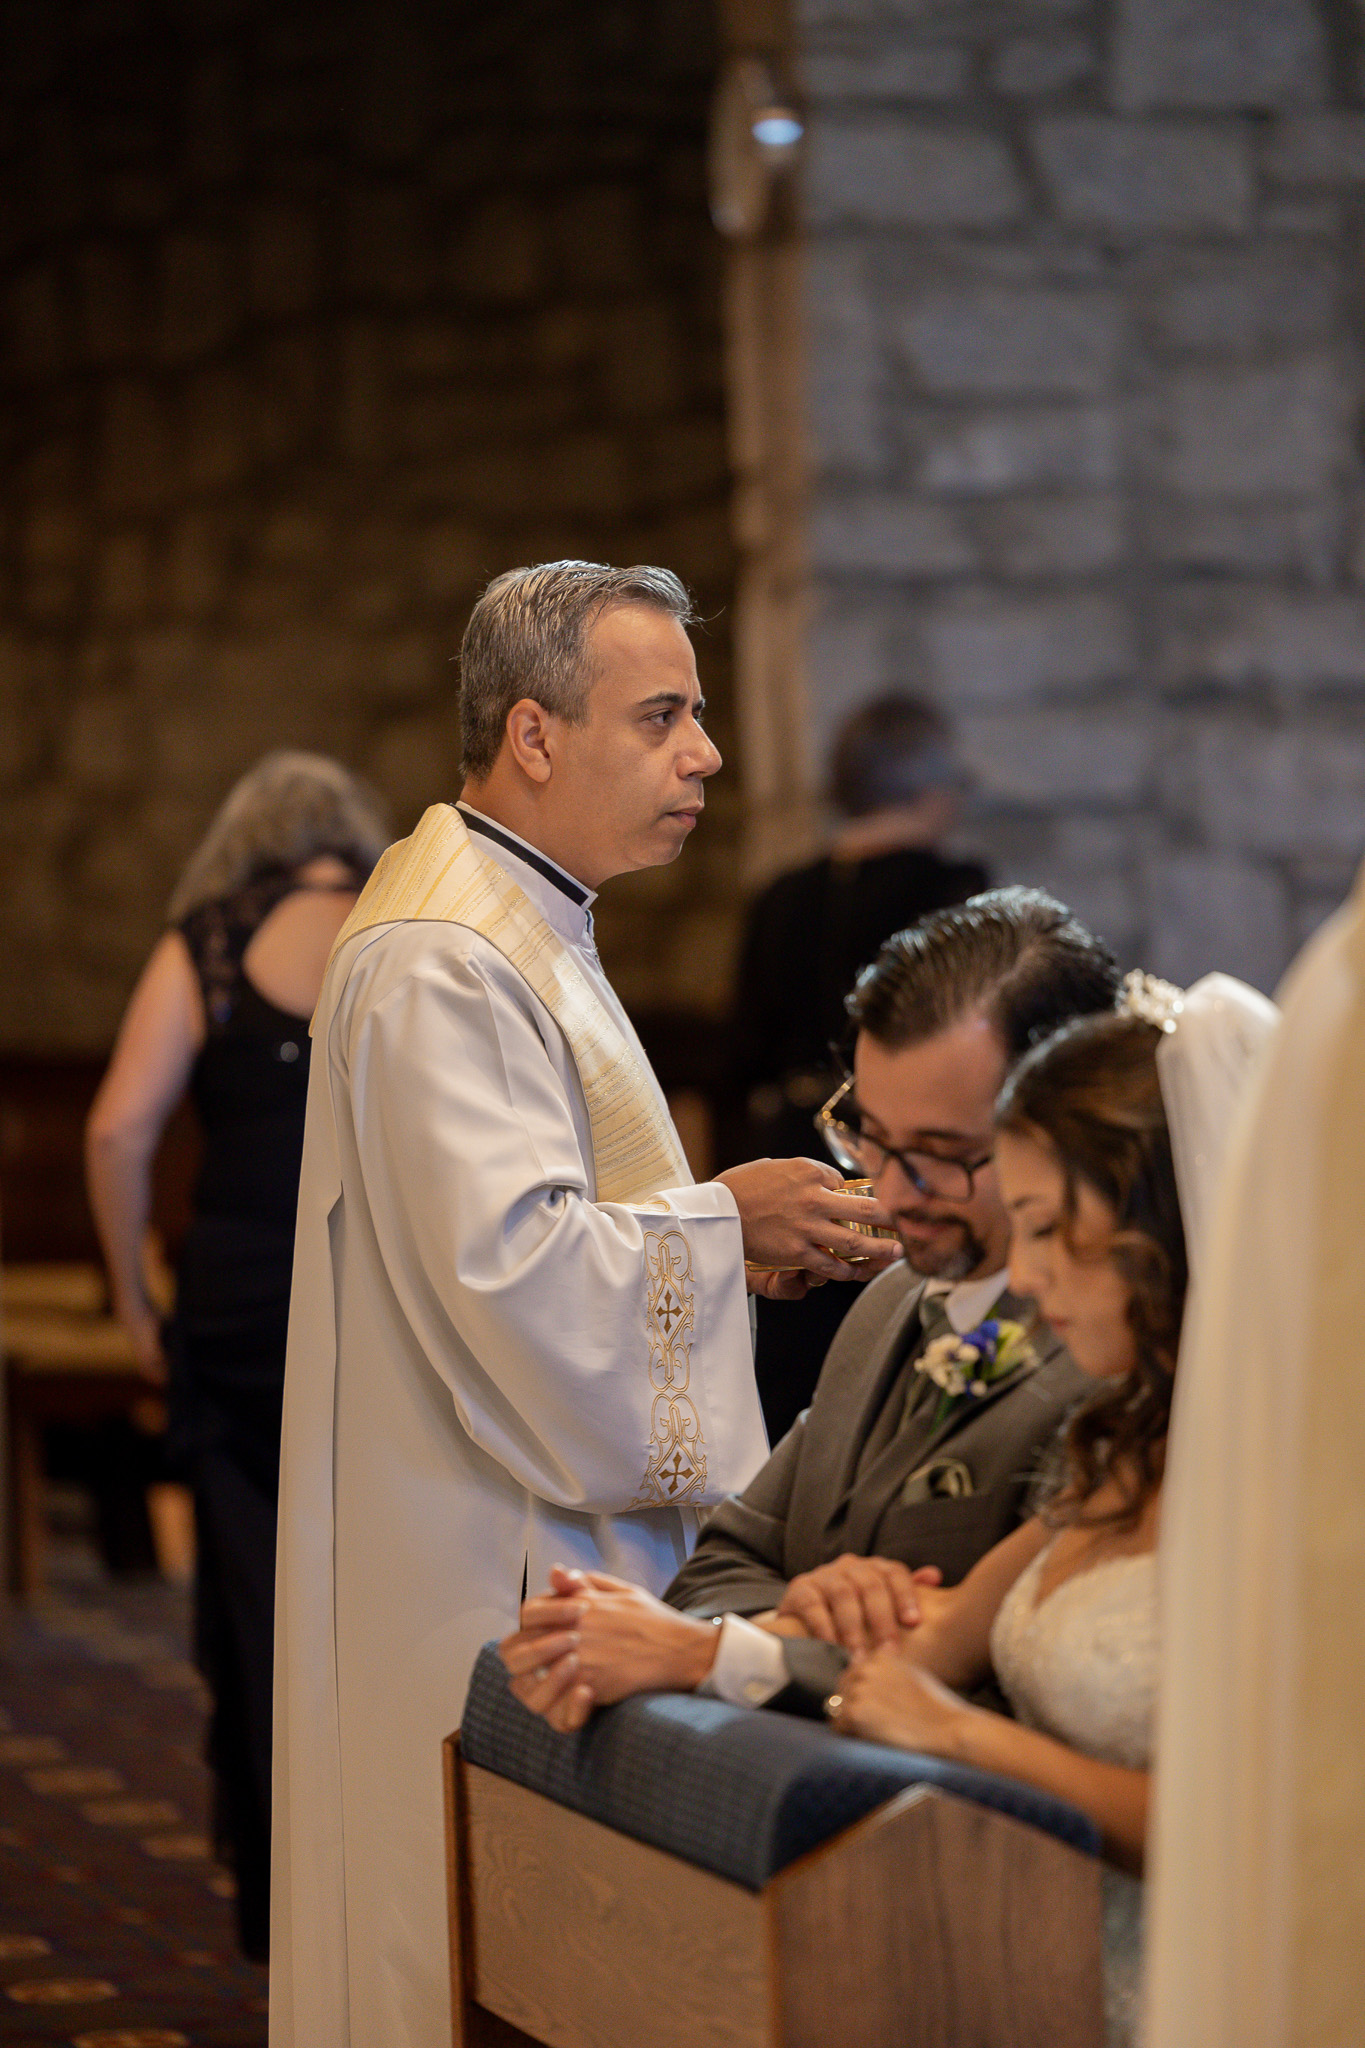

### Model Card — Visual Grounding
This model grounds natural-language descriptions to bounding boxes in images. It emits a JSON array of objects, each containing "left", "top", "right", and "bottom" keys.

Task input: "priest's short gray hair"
[
  {"left": 458, "top": 559, "right": 696, "bottom": 777},
  {"left": 168, "top": 751, "right": 390, "bottom": 921}
]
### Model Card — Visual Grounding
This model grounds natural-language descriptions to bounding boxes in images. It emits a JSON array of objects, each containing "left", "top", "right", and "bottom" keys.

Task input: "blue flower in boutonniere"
[{"left": 915, "top": 1318, "right": 1038, "bottom": 1428}]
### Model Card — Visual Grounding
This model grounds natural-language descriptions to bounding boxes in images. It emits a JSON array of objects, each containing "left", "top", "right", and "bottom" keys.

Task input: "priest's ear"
[{"left": 503, "top": 698, "right": 557, "bottom": 784}]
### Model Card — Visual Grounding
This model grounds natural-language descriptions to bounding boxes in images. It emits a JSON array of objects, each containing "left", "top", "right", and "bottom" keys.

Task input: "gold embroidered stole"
[{"left": 325, "top": 804, "right": 690, "bottom": 1205}]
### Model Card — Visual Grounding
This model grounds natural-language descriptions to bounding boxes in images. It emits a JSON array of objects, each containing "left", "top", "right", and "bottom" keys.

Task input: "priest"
[{"left": 269, "top": 560, "right": 896, "bottom": 2048}]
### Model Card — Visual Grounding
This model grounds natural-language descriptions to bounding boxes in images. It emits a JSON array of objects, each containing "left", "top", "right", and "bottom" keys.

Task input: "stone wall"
[
  {"left": 0, "top": 0, "right": 738, "bottom": 1051},
  {"left": 798, "top": 0, "right": 1365, "bottom": 989}
]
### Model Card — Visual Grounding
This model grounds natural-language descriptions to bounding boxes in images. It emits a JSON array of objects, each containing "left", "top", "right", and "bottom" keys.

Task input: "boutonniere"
[{"left": 915, "top": 1318, "right": 1037, "bottom": 1428}]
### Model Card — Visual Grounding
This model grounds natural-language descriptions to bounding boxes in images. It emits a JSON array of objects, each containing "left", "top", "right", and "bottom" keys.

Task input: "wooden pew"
[
  {"left": 0, "top": 1056, "right": 200, "bottom": 1596},
  {"left": 443, "top": 1656, "right": 1106, "bottom": 2048}
]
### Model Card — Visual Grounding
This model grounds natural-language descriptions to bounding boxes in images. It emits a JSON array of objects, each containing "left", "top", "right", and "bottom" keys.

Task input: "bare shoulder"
[
  {"left": 144, "top": 924, "right": 200, "bottom": 991},
  {"left": 253, "top": 886, "right": 358, "bottom": 946},
  {"left": 245, "top": 889, "right": 360, "bottom": 1018},
  {"left": 88, "top": 929, "right": 205, "bottom": 1138},
  {"left": 121, "top": 927, "right": 204, "bottom": 1038},
  {"left": 1033, "top": 1486, "right": 1160, "bottom": 1605}
]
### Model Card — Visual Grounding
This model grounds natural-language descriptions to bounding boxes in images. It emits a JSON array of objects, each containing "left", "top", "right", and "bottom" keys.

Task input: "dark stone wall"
[
  {"left": 800, "top": 0, "right": 1365, "bottom": 992},
  {"left": 0, "top": 0, "right": 739, "bottom": 1050}
]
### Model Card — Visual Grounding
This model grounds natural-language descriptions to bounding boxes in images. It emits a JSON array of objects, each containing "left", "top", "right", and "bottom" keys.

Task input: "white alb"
[{"left": 270, "top": 818, "right": 769, "bottom": 2048}]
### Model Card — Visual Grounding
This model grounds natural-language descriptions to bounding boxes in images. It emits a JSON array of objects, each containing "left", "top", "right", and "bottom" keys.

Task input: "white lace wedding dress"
[{"left": 990, "top": 1541, "right": 1158, "bottom": 2048}]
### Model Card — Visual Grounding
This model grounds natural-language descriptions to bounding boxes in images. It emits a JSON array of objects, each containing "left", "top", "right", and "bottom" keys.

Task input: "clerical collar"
[
  {"left": 455, "top": 803, "right": 596, "bottom": 910},
  {"left": 923, "top": 1268, "right": 1009, "bottom": 1335}
]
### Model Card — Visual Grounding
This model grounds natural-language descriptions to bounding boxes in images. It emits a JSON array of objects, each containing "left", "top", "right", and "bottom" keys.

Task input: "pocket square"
[{"left": 900, "top": 1456, "right": 975, "bottom": 1505}]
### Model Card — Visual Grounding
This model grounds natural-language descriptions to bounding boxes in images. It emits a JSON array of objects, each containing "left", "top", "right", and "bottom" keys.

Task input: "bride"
[
  {"left": 830, "top": 993, "right": 1187, "bottom": 2043},
  {"left": 502, "top": 972, "right": 1277, "bottom": 2043}
]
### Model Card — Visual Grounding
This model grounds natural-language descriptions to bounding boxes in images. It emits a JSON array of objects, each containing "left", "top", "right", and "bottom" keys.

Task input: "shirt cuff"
[{"left": 695, "top": 1613, "right": 789, "bottom": 1708}]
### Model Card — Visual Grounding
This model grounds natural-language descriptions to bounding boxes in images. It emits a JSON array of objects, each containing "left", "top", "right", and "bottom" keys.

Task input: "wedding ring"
[
  {"left": 823, "top": 1692, "right": 843, "bottom": 1722},
  {"left": 533, "top": 1666, "right": 549, "bottom": 1683}
]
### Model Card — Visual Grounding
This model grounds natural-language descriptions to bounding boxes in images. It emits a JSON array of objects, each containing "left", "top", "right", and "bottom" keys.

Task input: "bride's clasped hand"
[{"left": 828, "top": 1649, "right": 970, "bottom": 1754}]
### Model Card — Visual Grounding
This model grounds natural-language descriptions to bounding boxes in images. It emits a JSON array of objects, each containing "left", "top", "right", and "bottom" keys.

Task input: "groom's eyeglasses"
[{"left": 814, "top": 1075, "right": 992, "bottom": 1204}]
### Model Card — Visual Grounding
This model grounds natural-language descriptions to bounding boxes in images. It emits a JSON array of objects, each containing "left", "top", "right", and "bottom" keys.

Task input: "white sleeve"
[
  {"left": 696, "top": 1614, "right": 789, "bottom": 1707},
  {"left": 334, "top": 939, "right": 768, "bottom": 1516}
]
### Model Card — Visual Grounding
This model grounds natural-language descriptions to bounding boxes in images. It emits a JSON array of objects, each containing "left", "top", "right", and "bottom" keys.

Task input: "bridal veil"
[{"left": 1145, "top": 872, "right": 1365, "bottom": 2047}]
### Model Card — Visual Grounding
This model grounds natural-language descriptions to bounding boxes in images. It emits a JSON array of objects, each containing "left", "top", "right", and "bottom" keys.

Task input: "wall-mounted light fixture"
[{"left": 708, "top": 56, "right": 804, "bottom": 240}]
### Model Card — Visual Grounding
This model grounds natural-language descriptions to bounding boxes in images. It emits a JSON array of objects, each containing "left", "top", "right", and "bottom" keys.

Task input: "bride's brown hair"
[{"left": 996, "top": 1011, "right": 1187, "bottom": 1530}]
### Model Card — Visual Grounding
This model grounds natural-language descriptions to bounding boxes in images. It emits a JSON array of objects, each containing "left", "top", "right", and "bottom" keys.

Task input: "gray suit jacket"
[{"left": 665, "top": 1262, "right": 1087, "bottom": 1623}]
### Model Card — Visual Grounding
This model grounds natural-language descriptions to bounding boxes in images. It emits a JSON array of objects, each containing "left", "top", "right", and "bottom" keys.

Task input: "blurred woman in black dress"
[
  {"left": 86, "top": 752, "right": 388, "bottom": 1959},
  {"left": 729, "top": 695, "right": 989, "bottom": 1440}
]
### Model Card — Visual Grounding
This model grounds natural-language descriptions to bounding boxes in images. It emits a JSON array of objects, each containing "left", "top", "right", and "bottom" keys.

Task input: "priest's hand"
[
  {"left": 499, "top": 1566, "right": 720, "bottom": 1733},
  {"left": 775, "top": 1555, "right": 944, "bottom": 1653},
  {"left": 715, "top": 1157, "right": 900, "bottom": 1290}
]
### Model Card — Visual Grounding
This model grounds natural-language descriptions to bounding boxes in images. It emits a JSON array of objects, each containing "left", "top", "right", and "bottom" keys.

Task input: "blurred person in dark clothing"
[
  {"left": 85, "top": 751, "right": 388, "bottom": 1960},
  {"left": 730, "top": 694, "right": 989, "bottom": 1440}
]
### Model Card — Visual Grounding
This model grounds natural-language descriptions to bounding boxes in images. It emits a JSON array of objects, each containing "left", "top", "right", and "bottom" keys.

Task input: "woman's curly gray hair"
[{"left": 167, "top": 752, "right": 390, "bottom": 922}]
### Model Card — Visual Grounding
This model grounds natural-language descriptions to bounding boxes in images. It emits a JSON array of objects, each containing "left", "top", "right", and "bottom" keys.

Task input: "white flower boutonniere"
[{"left": 915, "top": 1317, "right": 1037, "bottom": 1427}]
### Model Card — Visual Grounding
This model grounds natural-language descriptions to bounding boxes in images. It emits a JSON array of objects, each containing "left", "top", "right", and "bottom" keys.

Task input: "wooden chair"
[
  {"left": 0, "top": 1055, "right": 200, "bottom": 1599},
  {"left": 2, "top": 1263, "right": 153, "bottom": 1598},
  {"left": 444, "top": 1651, "right": 1106, "bottom": 2048}
]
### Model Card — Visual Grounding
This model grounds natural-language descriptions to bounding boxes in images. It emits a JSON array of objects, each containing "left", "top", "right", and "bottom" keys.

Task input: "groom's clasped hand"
[{"left": 773, "top": 1553, "right": 944, "bottom": 1651}]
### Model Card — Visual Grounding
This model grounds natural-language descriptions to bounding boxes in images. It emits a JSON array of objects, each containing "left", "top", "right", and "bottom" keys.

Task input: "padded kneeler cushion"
[{"left": 460, "top": 1644, "right": 1102, "bottom": 1891}]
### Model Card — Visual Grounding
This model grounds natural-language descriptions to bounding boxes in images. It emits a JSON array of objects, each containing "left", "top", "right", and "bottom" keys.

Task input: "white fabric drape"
[{"left": 1145, "top": 871, "right": 1365, "bottom": 2048}]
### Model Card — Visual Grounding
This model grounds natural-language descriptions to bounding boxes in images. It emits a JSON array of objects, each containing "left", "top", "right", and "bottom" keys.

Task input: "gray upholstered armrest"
[{"left": 460, "top": 1644, "right": 1102, "bottom": 1891}]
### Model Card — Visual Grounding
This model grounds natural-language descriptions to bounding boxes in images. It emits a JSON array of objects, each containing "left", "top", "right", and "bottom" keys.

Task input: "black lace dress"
[{"left": 171, "top": 868, "right": 352, "bottom": 1960}]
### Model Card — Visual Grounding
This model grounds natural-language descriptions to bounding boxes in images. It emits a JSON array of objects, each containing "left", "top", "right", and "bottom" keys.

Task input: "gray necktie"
[
  {"left": 895, "top": 1289, "right": 959, "bottom": 1436},
  {"left": 853, "top": 1291, "right": 963, "bottom": 1481},
  {"left": 914, "top": 1289, "right": 957, "bottom": 1354}
]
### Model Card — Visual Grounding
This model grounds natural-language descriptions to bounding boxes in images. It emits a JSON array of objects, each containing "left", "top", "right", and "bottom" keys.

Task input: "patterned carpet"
[{"left": 0, "top": 1554, "right": 268, "bottom": 2048}]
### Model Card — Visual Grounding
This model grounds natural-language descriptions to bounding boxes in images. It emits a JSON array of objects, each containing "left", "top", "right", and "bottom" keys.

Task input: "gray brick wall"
[
  {"left": 799, "top": 0, "right": 1365, "bottom": 989},
  {"left": 0, "top": 0, "right": 737, "bottom": 1050}
]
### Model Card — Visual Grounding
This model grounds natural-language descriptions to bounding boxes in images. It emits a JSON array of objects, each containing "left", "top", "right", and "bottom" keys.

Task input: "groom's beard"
[{"left": 894, "top": 1208, "right": 991, "bottom": 1283}]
